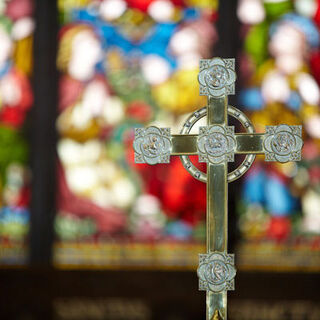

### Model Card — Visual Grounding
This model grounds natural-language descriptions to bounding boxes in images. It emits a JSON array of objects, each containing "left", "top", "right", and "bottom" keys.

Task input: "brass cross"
[{"left": 133, "top": 58, "right": 303, "bottom": 320}]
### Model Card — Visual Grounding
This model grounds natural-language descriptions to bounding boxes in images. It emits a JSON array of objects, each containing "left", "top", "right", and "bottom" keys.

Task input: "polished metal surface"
[
  {"left": 133, "top": 57, "right": 304, "bottom": 320},
  {"left": 205, "top": 94, "right": 229, "bottom": 320}
]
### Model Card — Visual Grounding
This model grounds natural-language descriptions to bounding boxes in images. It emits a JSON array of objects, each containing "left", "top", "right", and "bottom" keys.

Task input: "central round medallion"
[
  {"left": 204, "top": 132, "right": 228, "bottom": 157},
  {"left": 206, "top": 65, "right": 228, "bottom": 89},
  {"left": 272, "top": 132, "right": 295, "bottom": 155}
]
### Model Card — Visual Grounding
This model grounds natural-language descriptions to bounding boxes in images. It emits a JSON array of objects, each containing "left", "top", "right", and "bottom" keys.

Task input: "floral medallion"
[
  {"left": 133, "top": 126, "right": 172, "bottom": 164},
  {"left": 197, "top": 252, "right": 236, "bottom": 293},
  {"left": 197, "top": 125, "right": 236, "bottom": 164},
  {"left": 198, "top": 58, "right": 236, "bottom": 97},
  {"left": 263, "top": 125, "right": 303, "bottom": 162}
]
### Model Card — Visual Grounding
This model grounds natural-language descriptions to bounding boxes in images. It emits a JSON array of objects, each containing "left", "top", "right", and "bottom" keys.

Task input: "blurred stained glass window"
[
  {"left": 55, "top": 0, "right": 218, "bottom": 266},
  {"left": 237, "top": 0, "right": 320, "bottom": 270},
  {"left": 0, "top": 0, "right": 34, "bottom": 264}
]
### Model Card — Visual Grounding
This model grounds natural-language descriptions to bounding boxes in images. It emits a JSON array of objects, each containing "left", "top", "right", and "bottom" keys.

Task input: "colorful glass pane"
[
  {"left": 0, "top": 0, "right": 34, "bottom": 264},
  {"left": 237, "top": 0, "right": 320, "bottom": 269},
  {"left": 55, "top": 0, "right": 218, "bottom": 266}
]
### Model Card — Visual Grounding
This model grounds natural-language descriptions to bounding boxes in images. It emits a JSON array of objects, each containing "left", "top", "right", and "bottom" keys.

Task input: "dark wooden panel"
[{"left": 0, "top": 269, "right": 319, "bottom": 320}]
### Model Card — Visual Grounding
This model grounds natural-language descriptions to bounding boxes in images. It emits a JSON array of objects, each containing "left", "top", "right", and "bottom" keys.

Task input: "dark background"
[{"left": 1, "top": 1, "right": 319, "bottom": 319}]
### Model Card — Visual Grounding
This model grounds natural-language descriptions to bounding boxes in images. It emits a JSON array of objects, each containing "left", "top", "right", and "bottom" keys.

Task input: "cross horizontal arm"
[
  {"left": 171, "top": 132, "right": 266, "bottom": 158},
  {"left": 235, "top": 133, "right": 264, "bottom": 155},
  {"left": 133, "top": 125, "right": 302, "bottom": 164},
  {"left": 171, "top": 134, "right": 198, "bottom": 156},
  {"left": 235, "top": 125, "right": 303, "bottom": 162}
]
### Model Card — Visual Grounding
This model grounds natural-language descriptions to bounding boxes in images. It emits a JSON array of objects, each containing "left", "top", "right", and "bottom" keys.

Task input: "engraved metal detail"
[
  {"left": 197, "top": 125, "right": 236, "bottom": 164},
  {"left": 198, "top": 58, "right": 236, "bottom": 97},
  {"left": 179, "top": 106, "right": 256, "bottom": 183},
  {"left": 263, "top": 125, "right": 303, "bottom": 163},
  {"left": 197, "top": 252, "right": 236, "bottom": 293},
  {"left": 133, "top": 126, "right": 172, "bottom": 165}
]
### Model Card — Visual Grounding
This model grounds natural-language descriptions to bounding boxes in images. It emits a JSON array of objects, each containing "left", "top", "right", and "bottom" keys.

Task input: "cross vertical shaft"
[{"left": 206, "top": 97, "right": 228, "bottom": 320}]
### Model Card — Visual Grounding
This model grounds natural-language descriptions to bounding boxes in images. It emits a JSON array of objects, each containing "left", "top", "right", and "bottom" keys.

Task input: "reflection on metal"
[
  {"left": 212, "top": 310, "right": 223, "bottom": 320},
  {"left": 133, "top": 57, "right": 304, "bottom": 319}
]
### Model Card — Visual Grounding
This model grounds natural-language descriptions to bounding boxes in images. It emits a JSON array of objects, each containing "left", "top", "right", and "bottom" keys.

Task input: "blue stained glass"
[
  {"left": 265, "top": 176, "right": 297, "bottom": 216},
  {"left": 239, "top": 88, "right": 264, "bottom": 110},
  {"left": 165, "top": 221, "right": 193, "bottom": 240},
  {"left": 183, "top": 8, "right": 201, "bottom": 21},
  {"left": 243, "top": 170, "right": 266, "bottom": 204},
  {"left": 287, "top": 91, "right": 302, "bottom": 111}
]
